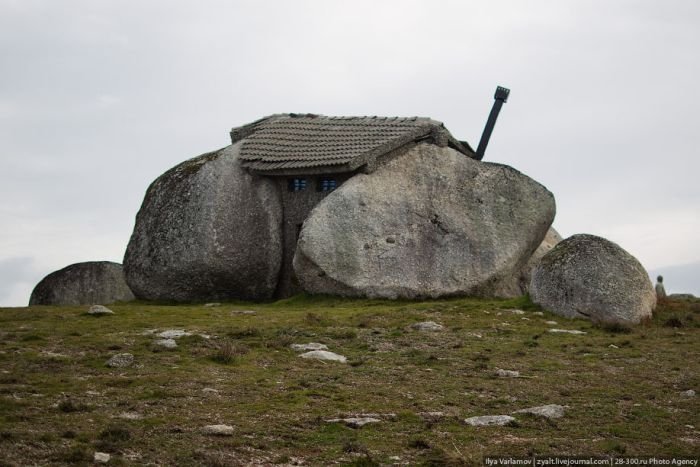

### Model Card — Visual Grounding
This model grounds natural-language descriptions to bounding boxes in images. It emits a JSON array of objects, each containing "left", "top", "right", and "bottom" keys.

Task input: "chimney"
[{"left": 476, "top": 86, "right": 510, "bottom": 160}]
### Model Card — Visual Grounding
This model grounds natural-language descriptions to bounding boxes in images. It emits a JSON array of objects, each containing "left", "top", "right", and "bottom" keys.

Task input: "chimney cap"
[{"left": 494, "top": 86, "right": 510, "bottom": 102}]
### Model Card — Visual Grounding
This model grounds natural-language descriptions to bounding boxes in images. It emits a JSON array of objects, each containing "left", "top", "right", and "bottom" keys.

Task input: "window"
[
  {"left": 319, "top": 178, "right": 337, "bottom": 192},
  {"left": 288, "top": 178, "right": 307, "bottom": 192}
]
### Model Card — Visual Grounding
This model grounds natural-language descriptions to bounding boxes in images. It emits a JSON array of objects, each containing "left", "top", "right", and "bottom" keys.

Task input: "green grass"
[{"left": 0, "top": 295, "right": 698, "bottom": 465}]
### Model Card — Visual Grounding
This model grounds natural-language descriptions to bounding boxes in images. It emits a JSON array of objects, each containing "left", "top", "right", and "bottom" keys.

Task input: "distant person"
[{"left": 655, "top": 275, "right": 667, "bottom": 299}]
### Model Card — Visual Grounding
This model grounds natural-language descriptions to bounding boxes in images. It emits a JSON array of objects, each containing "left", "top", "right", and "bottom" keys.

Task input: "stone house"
[{"left": 230, "top": 113, "right": 476, "bottom": 296}]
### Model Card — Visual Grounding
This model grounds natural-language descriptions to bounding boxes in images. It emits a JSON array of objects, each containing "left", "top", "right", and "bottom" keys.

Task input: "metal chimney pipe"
[{"left": 476, "top": 86, "right": 510, "bottom": 160}]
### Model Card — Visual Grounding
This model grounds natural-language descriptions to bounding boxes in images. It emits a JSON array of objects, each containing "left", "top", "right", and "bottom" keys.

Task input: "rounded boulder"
[
  {"left": 530, "top": 234, "right": 656, "bottom": 325},
  {"left": 294, "top": 143, "right": 555, "bottom": 299},
  {"left": 123, "top": 143, "right": 282, "bottom": 302},
  {"left": 29, "top": 261, "right": 134, "bottom": 306}
]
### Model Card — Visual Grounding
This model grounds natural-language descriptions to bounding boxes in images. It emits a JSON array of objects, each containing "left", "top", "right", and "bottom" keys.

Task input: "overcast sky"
[{"left": 1, "top": 0, "right": 698, "bottom": 306}]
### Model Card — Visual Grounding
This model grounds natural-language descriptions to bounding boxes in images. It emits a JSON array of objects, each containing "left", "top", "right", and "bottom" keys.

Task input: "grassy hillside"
[{"left": 0, "top": 295, "right": 698, "bottom": 466}]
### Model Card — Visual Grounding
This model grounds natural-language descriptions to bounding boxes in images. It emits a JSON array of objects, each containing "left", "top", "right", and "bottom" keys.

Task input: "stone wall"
[{"left": 274, "top": 173, "right": 353, "bottom": 297}]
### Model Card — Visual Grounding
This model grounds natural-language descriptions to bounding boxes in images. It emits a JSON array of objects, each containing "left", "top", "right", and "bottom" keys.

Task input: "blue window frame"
[
  {"left": 288, "top": 178, "right": 307, "bottom": 192},
  {"left": 319, "top": 178, "right": 337, "bottom": 192}
]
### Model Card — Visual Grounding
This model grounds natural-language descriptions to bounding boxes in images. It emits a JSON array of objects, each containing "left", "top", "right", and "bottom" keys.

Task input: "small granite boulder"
[
  {"left": 88, "top": 305, "right": 114, "bottom": 315},
  {"left": 325, "top": 417, "right": 380, "bottom": 428},
  {"left": 410, "top": 321, "right": 444, "bottom": 332},
  {"left": 530, "top": 234, "right": 656, "bottom": 325},
  {"left": 513, "top": 404, "right": 566, "bottom": 419},
  {"left": 202, "top": 424, "right": 234, "bottom": 436},
  {"left": 29, "top": 262, "right": 134, "bottom": 306},
  {"left": 299, "top": 350, "right": 347, "bottom": 363},
  {"left": 106, "top": 353, "right": 134, "bottom": 368},
  {"left": 154, "top": 338, "right": 177, "bottom": 349},
  {"left": 464, "top": 415, "right": 515, "bottom": 426},
  {"left": 290, "top": 343, "right": 328, "bottom": 352},
  {"left": 93, "top": 452, "right": 111, "bottom": 464}
]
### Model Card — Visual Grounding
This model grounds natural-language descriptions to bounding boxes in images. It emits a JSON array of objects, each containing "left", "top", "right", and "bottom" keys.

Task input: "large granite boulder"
[
  {"left": 530, "top": 234, "right": 656, "bottom": 325},
  {"left": 519, "top": 227, "right": 563, "bottom": 293},
  {"left": 123, "top": 143, "right": 282, "bottom": 302},
  {"left": 294, "top": 143, "right": 555, "bottom": 299},
  {"left": 29, "top": 261, "right": 134, "bottom": 306}
]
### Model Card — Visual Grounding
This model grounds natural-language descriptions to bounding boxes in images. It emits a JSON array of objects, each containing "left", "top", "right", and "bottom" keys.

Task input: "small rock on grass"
[
  {"left": 290, "top": 343, "right": 328, "bottom": 352},
  {"left": 202, "top": 424, "right": 234, "bottom": 436},
  {"left": 418, "top": 411, "right": 448, "bottom": 421},
  {"left": 299, "top": 350, "right": 347, "bottom": 363},
  {"left": 203, "top": 303, "right": 221, "bottom": 307},
  {"left": 513, "top": 404, "right": 566, "bottom": 419},
  {"left": 88, "top": 305, "right": 114, "bottom": 315},
  {"left": 411, "top": 321, "right": 444, "bottom": 332},
  {"left": 533, "top": 312, "right": 544, "bottom": 316},
  {"left": 154, "top": 338, "right": 177, "bottom": 349},
  {"left": 509, "top": 309, "right": 525, "bottom": 315},
  {"left": 680, "top": 389, "right": 696, "bottom": 397},
  {"left": 157, "top": 329, "right": 192, "bottom": 339},
  {"left": 464, "top": 415, "right": 515, "bottom": 426},
  {"left": 325, "top": 417, "right": 380, "bottom": 428},
  {"left": 94, "top": 452, "right": 110, "bottom": 463},
  {"left": 118, "top": 412, "right": 142, "bottom": 420},
  {"left": 106, "top": 353, "right": 134, "bottom": 368},
  {"left": 231, "top": 309, "right": 256, "bottom": 315},
  {"left": 548, "top": 329, "right": 587, "bottom": 335},
  {"left": 496, "top": 368, "right": 520, "bottom": 378},
  {"left": 545, "top": 321, "right": 558, "bottom": 325}
]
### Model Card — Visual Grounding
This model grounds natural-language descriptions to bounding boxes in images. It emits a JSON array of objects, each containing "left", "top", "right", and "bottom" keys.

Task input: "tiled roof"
[{"left": 232, "top": 114, "right": 473, "bottom": 174}]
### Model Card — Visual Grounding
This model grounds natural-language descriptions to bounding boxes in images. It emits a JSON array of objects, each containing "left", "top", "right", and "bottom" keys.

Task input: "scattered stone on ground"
[
  {"left": 325, "top": 417, "right": 380, "bottom": 428},
  {"left": 157, "top": 329, "right": 192, "bottom": 339},
  {"left": 680, "top": 389, "right": 696, "bottom": 397},
  {"left": 533, "top": 311, "right": 544, "bottom": 316},
  {"left": 467, "top": 332, "right": 483, "bottom": 339},
  {"left": 509, "top": 309, "right": 525, "bottom": 315},
  {"left": 513, "top": 404, "right": 566, "bottom": 419},
  {"left": 496, "top": 368, "right": 520, "bottom": 378},
  {"left": 202, "top": 388, "right": 220, "bottom": 395},
  {"left": 231, "top": 310, "right": 256, "bottom": 315},
  {"left": 88, "top": 305, "right": 114, "bottom": 315},
  {"left": 609, "top": 344, "right": 619, "bottom": 349},
  {"left": 204, "top": 303, "right": 221, "bottom": 307},
  {"left": 290, "top": 343, "right": 328, "bottom": 352},
  {"left": 201, "top": 424, "right": 235, "bottom": 436},
  {"left": 356, "top": 413, "right": 397, "bottom": 420},
  {"left": 418, "top": 412, "right": 448, "bottom": 421},
  {"left": 548, "top": 329, "right": 587, "bottom": 335},
  {"left": 410, "top": 321, "right": 444, "bottom": 332},
  {"left": 118, "top": 412, "right": 143, "bottom": 420},
  {"left": 530, "top": 234, "right": 656, "bottom": 325},
  {"left": 464, "top": 415, "right": 516, "bottom": 426},
  {"left": 42, "top": 351, "right": 69, "bottom": 358},
  {"left": 299, "top": 350, "right": 347, "bottom": 363},
  {"left": 105, "top": 353, "right": 134, "bottom": 368},
  {"left": 154, "top": 338, "right": 177, "bottom": 349},
  {"left": 94, "top": 452, "right": 111, "bottom": 463},
  {"left": 545, "top": 321, "right": 558, "bottom": 325}
]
